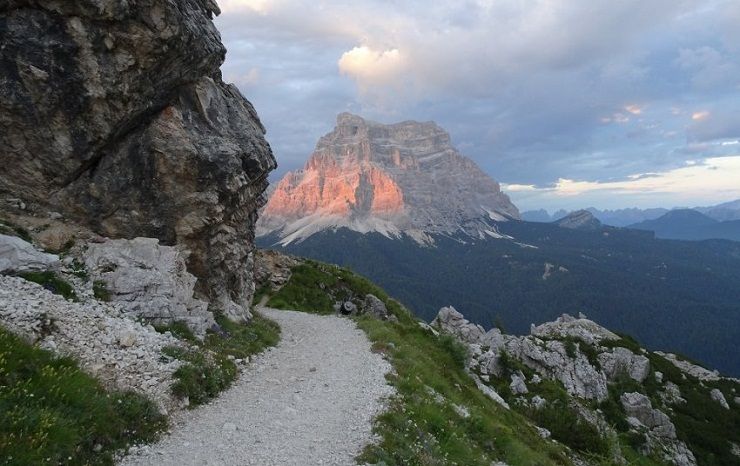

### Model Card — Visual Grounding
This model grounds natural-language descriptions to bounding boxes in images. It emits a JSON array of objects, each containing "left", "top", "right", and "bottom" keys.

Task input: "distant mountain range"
[
  {"left": 523, "top": 199, "right": 740, "bottom": 227},
  {"left": 628, "top": 209, "right": 740, "bottom": 242},
  {"left": 523, "top": 201, "right": 740, "bottom": 242}
]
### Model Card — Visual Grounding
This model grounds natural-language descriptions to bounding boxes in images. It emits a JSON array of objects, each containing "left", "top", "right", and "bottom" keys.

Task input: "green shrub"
[
  {"left": 0, "top": 327, "right": 166, "bottom": 465},
  {"left": 162, "top": 313, "right": 280, "bottom": 407},
  {"left": 18, "top": 271, "right": 77, "bottom": 301},
  {"left": 93, "top": 280, "right": 110, "bottom": 302}
]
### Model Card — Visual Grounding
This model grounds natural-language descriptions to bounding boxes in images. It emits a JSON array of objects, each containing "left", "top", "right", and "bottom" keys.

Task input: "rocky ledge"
[
  {"left": 430, "top": 306, "right": 740, "bottom": 466},
  {"left": 1, "top": 0, "right": 275, "bottom": 321}
]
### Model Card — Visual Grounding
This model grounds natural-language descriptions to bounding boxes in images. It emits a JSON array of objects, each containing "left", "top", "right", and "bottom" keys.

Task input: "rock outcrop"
[
  {"left": 0, "top": 275, "right": 184, "bottom": 411},
  {"left": 85, "top": 238, "right": 215, "bottom": 336},
  {"left": 0, "top": 0, "right": 275, "bottom": 320},
  {"left": 554, "top": 210, "right": 603, "bottom": 230},
  {"left": 258, "top": 113, "right": 519, "bottom": 244},
  {"left": 0, "top": 234, "right": 60, "bottom": 273}
]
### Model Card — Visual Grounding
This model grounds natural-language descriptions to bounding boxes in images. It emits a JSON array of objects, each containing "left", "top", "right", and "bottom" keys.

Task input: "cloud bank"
[{"left": 215, "top": 0, "right": 740, "bottom": 209}]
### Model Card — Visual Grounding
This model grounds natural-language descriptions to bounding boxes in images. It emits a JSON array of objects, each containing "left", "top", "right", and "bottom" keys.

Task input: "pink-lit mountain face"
[{"left": 258, "top": 113, "right": 519, "bottom": 244}]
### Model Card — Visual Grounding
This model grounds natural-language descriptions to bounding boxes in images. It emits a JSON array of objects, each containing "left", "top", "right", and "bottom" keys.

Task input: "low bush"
[
  {"left": 160, "top": 313, "right": 280, "bottom": 407},
  {"left": 18, "top": 271, "right": 77, "bottom": 301}
]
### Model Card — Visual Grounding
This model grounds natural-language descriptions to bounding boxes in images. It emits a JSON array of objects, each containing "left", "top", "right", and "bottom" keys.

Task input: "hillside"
[
  {"left": 259, "top": 220, "right": 740, "bottom": 377},
  {"left": 629, "top": 209, "right": 740, "bottom": 241},
  {"left": 255, "top": 254, "right": 740, "bottom": 466}
]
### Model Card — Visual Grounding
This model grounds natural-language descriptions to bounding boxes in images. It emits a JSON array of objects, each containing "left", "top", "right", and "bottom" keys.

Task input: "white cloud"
[
  {"left": 338, "top": 47, "right": 405, "bottom": 90},
  {"left": 505, "top": 155, "right": 740, "bottom": 210}
]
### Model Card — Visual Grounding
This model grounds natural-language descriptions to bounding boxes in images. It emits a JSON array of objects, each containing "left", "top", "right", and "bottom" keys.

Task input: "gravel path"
[{"left": 120, "top": 307, "right": 394, "bottom": 466}]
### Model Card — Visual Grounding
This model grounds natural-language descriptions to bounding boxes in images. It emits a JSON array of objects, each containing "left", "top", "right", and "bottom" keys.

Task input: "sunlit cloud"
[
  {"left": 692, "top": 110, "right": 710, "bottom": 121},
  {"left": 338, "top": 46, "right": 405, "bottom": 89},
  {"left": 625, "top": 104, "right": 643, "bottom": 115},
  {"left": 219, "top": 0, "right": 272, "bottom": 14},
  {"left": 505, "top": 155, "right": 740, "bottom": 209}
]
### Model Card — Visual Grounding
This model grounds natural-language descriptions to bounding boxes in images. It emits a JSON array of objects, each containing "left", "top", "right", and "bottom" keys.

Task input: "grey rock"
[
  {"left": 0, "top": 0, "right": 275, "bottom": 323},
  {"left": 510, "top": 373, "right": 529, "bottom": 395},
  {"left": 660, "top": 381, "right": 686, "bottom": 405},
  {"left": 505, "top": 336, "right": 609, "bottom": 401},
  {"left": 85, "top": 238, "right": 215, "bottom": 336},
  {"left": 655, "top": 352, "right": 721, "bottom": 381},
  {"left": 253, "top": 250, "right": 299, "bottom": 292},
  {"left": 531, "top": 395, "right": 547, "bottom": 409},
  {"left": 0, "top": 234, "right": 60, "bottom": 274},
  {"left": 470, "top": 374, "right": 510, "bottom": 409},
  {"left": 620, "top": 392, "right": 676, "bottom": 439},
  {"left": 530, "top": 313, "right": 619, "bottom": 344},
  {"left": 710, "top": 388, "right": 730, "bottom": 409},
  {"left": 432, "top": 306, "right": 485, "bottom": 345},
  {"left": 536, "top": 426, "right": 551, "bottom": 439},
  {"left": 598, "top": 347, "right": 651, "bottom": 383},
  {"left": 362, "top": 294, "right": 389, "bottom": 319},
  {"left": 655, "top": 371, "right": 664, "bottom": 384}
]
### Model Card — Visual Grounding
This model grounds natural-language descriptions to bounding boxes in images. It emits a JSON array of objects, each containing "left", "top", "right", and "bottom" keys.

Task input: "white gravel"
[{"left": 120, "top": 307, "right": 394, "bottom": 466}]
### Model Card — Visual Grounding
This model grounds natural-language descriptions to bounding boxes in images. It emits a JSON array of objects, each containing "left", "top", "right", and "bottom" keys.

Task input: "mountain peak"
[
  {"left": 258, "top": 114, "right": 519, "bottom": 244},
  {"left": 554, "top": 210, "right": 602, "bottom": 230}
]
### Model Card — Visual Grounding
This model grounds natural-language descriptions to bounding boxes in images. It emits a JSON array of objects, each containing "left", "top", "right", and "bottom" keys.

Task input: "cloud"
[
  {"left": 338, "top": 47, "right": 405, "bottom": 90},
  {"left": 214, "top": 0, "right": 740, "bottom": 207},
  {"left": 504, "top": 155, "right": 740, "bottom": 210}
]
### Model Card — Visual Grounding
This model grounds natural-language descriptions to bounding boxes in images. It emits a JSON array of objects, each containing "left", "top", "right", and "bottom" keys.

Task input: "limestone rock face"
[
  {"left": 504, "top": 336, "right": 609, "bottom": 401},
  {"left": 599, "top": 347, "right": 651, "bottom": 383},
  {"left": 253, "top": 249, "right": 300, "bottom": 291},
  {"left": 531, "top": 313, "right": 619, "bottom": 344},
  {"left": 258, "top": 113, "right": 519, "bottom": 244},
  {"left": 432, "top": 306, "right": 485, "bottom": 345},
  {"left": 0, "top": 0, "right": 275, "bottom": 321},
  {"left": 0, "top": 234, "right": 60, "bottom": 273},
  {"left": 621, "top": 392, "right": 676, "bottom": 439},
  {"left": 85, "top": 238, "right": 215, "bottom": 337}
]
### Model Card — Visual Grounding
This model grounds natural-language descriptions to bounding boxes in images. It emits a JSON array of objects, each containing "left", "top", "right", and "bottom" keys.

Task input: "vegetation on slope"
[
  {"left": 0, "top": 327, "right": 167, "bottom": 466},
  {"left": 266, "top": 260, "right": 574, "bottom": 465},
  {"left": 262, "top": 220, "right": 740, "bottom": 376},
  {"left": 156, "top": 312, "right": 280, "bottom": 407}
]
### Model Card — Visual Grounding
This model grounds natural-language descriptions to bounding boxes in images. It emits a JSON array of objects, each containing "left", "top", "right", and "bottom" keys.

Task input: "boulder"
[
  {"left": 510, "top": 373, "right": 529, "bottom": 395},
  {"left": 620, "top": 392, "right": 676, "bottom": 439},
  {"left": 598, "top": 347, "right": 651, "bottom": 383},
  {"left": 431, "top": 306, "right": 485, "bottom": 345},
  {"left": 85, "top": 237, "right": 214, "bottom": 337},
  {"left": 362, "top": 294, "right": 389, "bottom": 319},
  {"left": 253, "top": 250, "right": 299, "bottom": 291},
  {"left": 0, "top": 234, "right": 60, "bottom": 274},
  {"left": 710, "top": 388, "right": 730, "bottom": 409},
  {"left": 0, "top": 0, "right": 275, "bottom": 323}
]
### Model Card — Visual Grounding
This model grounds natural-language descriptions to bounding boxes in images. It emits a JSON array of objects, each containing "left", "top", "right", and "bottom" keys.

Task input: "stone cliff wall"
[{"left": 0, "top": 0, "right": 276, "bottom": 319}]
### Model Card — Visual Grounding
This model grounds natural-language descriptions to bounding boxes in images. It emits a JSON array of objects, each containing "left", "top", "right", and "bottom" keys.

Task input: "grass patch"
[
  {"left": 0, "top": 327, "right": 166, "bottom": 465},
  {"left": 0, "top": 219, "right": 33, "bottom": 243},
  {"left": 355, "top": 316, "right": 572, "bottom": 465},
  {"left": 93, "top": 280, "right": 111, "bottom": 302},
  {"left": 18, "top": 271, "right": 77, "bottom": 302},
  {"left": 162, "top": 313, "right": 280, "bottom": 407}
]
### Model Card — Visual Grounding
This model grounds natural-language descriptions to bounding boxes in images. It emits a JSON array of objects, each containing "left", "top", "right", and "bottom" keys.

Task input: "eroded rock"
[
  {"left": 85, "top": 237, "right": 215, "bottom": 336},
  {"left": 0, "top": 234, "right": 60, "bottom": 274}
]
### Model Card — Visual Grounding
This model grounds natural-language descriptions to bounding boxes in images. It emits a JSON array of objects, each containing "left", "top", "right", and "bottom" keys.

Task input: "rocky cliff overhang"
[{"left": 0, "top": 0, "right": 276, "bottom": 320}]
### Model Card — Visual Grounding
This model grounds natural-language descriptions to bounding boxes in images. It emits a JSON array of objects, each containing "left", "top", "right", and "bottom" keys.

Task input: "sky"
[{"left": 214, "top": 0, "right": 740, "bottom": 212}]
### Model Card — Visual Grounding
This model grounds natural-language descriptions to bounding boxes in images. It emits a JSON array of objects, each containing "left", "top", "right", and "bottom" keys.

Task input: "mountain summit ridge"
[{"left": 258, "top": 113, "right": 519, "bottom": 244}]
